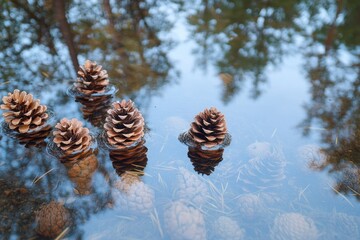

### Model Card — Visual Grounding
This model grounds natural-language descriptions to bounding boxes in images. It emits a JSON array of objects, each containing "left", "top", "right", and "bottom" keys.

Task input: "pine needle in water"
[
  {"left": 150, "top": 208, "right": 163, "bottom": 238},
  {"left": 32, "top": 168, "right": 55, "bottom": 184}
]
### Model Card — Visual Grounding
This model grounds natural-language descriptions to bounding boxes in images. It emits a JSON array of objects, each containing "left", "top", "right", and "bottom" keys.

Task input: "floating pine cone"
[
  {"left": 110, "top": 139, "right": 148, "bottom": 176},
  {"left": 76, "top": 95, "right": 112, "bottom": 127},
  {"left": 35, "top": 201, "right": 71, "bottom": 238},
  {"left": 53, "top": 118, "right": 92, "bottom": 162},
  {"left": 188, "top": 146, "right": 224, "bottom": 175},
  {"left": 64, "top": 154, "right": 98, "bottom": 195},
  {"left": 104, "top": 100, "right": 145, "bottom": 149},
  {"left": 1, "top": 89, "right": 48, "bottom": 133},
  {"left": 75, "top": 60, "right": 109, "bottom": 94},
  {"left": 181, "top": 107, "right": 229, "bottom": 148}
]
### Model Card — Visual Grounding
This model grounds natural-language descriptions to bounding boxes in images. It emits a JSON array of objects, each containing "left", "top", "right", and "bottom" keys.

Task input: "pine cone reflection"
[
  {"left": 64, "top": 154, "right": 98, "bottom": 195},
  {"left": 15, "top": 124, "right": 52, "bottom": 147},
  {"left": 110, "top": 140, "right": 148, "bottom": 176},
  {"left": 1, "top": 89, "right": 49, "bottom": 133},
  {"left": 270, "top": 213, "right": 318, "bottom": 240},
  {"left": 75, "top": 95, "right": 112, "bottom": 127},
  {"left": 104, "top": 100, "right": 145, "bottom": 149},
  {"left": 188, "top": 146, "right": 224, "bottom": 175},
  {"left": 188, "top": 107, "right": 228, "bottom": 148},
  {"left": 53, "top": 118, "right": 92, "bottom": 162},
  {"left": 75, "top": 60, "right": 109, "bottom": 95},
  {"left": 164, "top": 201, "right": 206, "bottom": 240},
  {"left": 213, "top": 216, "right": 245, "bottom": 240},
  {"left": 35, "top": 201, "right": 71, "bottom": 238}
]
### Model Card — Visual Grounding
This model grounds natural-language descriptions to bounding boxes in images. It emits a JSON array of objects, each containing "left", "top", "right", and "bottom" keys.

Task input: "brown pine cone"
[
  {"left": 64, "top": 154, "right": 98, "bottom": 195},
  {"left": 188, "top": 107, "right": 228, "bottom": 148},
  {"left": 35, "top": 201, "right": 71, "bottom": 238},
  {"left": 75, "top": 60, "right": 109, "bottom": 94},
  {"left": 76, "top": 95, "right": 112, "bottom": 127},
  {"left": 188, "top": 147, "right": 224, "bottom": 175},
  {"left": 53, "top": 118, "right": 92, "bottom": 161},
  {"left": 1, "top": 89, "right": 48, "bottom": 133},
  {"left": 104, "top": 100, "right": 145, "bottom": 149},
  {"left": 110, "top": 139, "right": 148, "bottom": 176}
]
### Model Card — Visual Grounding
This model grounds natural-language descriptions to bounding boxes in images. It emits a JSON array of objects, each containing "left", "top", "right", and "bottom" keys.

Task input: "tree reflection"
[
  {"left": 186, "top": 0, "right": 302, "bottom": 102},
  {"left": 0, "top": 0, "right": 177, "bottom": 104},
  {"left": 299, "top": 0, "right": 360, "bottom": 201}
]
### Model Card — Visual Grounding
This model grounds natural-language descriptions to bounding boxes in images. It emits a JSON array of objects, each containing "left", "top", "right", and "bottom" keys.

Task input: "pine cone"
[
  {"left": 186, "top": 107, "right": 228, "bottom": 148},
  {"left": 175, "top": 167, "right": 209, "bottom": 206},
  {"left": 188, "top": 147, "right": 224, "bottom": 175},
  {"left": 270, "top": 213, "right": 318, "bottom": 240},
  {"left": 14, "top": 124, "right": 52, "bottom": 148},
  {"left": 53, "top": 118, "right": 92, "bottom": 162},
  {"left": 35, "top": 201, "right": 71, "bottom": 238},
  {"left": 110, "top": 139, "right": 148, "bottom": 176},
  {"left": 104, "top": 100, "right": 145, "bottom": 149},
  {"left": 76, "top": 95, "right": 112, "bottom": 127},
  {"left": 75, "top": 60, "right": 109, "bottom": 95},
  {"left": 164, "top": 201, "right": 206, "bottom": 240},
  {"left": 1, "top": 89, "right": 48, "bottom": 133},
  {"left": 213, "top": 216, "right": 245, "bottom": 240},
  {"left": 113, "top": 173, "right": 154, "bottom": 214},
  {"left": 64, "top": 154, "right": 98, "bottom": 195}
]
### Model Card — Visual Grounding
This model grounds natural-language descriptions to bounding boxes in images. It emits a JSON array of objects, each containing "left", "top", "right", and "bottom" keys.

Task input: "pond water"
[{"left": 1, "top": 1, "right": 360, "bottom": 239}]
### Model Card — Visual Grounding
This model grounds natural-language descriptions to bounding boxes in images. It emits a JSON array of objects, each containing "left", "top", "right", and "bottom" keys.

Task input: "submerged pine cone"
[
  {"left": 113, "top": 173, "right": 154, "bottom": 213},
  {"left": 75, "top": 60, "right": 109, "bottom": 94},
  {"left": 164, "top": 201, "right": 206, "bottom": 240},
  {"left": 35, "top": 201, "right": 71, "bottom": 238},
  {"left": 110, "top": 139, "right": 148, "bottom": 176},
  {"left": 53, "top": 118, "right": 92, "bottom": 161},
  {"left": 213, "top": 216, "right": 245, "bottom": 240},
  {"left": 188, "top": 147, "right": 224, "bottom": 175},
  {"left": 188, "top": 107, "right": 228, "bottom": 148},
  {"left": 175, "top": 167, "right": 209, "bottom": 206},
  {"left": 270, "top": 213, "right": 318, "bottom": 240},
  {"left": 65, "top": 154, "right": 98, "bottom": 195},
  {"left": 1, "top": 89, "right": 48, "bottom": 133},
  {"left": 104, "top": 100, "right": 145, "bottom": 149}
]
